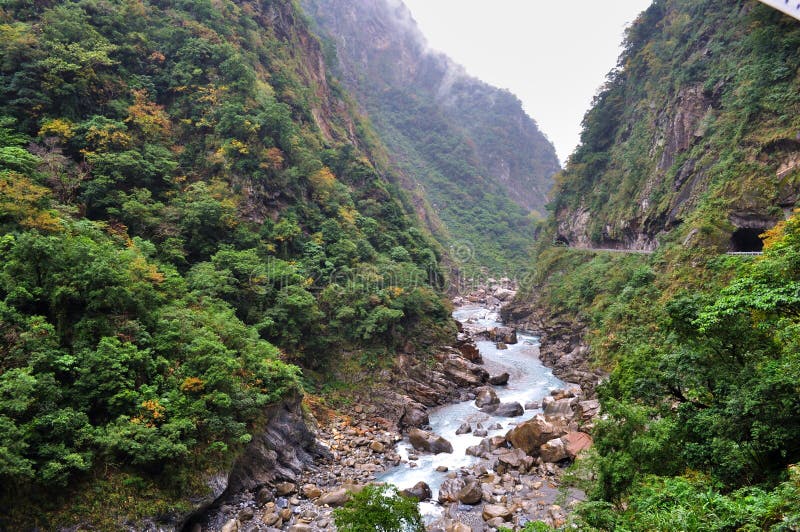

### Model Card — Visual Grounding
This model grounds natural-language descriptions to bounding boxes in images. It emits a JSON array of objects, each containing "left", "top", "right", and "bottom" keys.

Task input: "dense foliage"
[
  {"left": 0, "top": 0, "right": 454, "bottom": 526},
  {"left": 516, "top": 2, "right": 800, "bottom": 527},
  {"left": 333, "top": 484, "right": 425, "bottom": 532},
  {"left": 522, "top": 216, "right": 800, "bottom": 529}
]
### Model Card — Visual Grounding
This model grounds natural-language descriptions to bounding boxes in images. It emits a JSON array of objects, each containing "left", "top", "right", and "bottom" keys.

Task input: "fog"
[{"left": 401, "top": 0, "right": 653, "bottom": 164}]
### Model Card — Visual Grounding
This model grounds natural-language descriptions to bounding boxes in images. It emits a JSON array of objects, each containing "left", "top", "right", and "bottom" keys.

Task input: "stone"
[
  {"left": 492, "top": 402, "right": 524, "bottom": 417},
  {"left": 315, "top": 488, "right": 350, "bottom": 507},
  {"left": 257, "top": 487, "right": 274, "bottom": 505},
  {"left": 455, "top": 422, "right": 472, "bottom": 435},
  {"left": 261, "top": 513, "right": 280, "bottom": 526},
  {"left": 301, "top": 484, "right": 322, "bottom": 499},
  {"left": 458, "top": 341, "right": 482, "bottom": 363},
  {"left": 408, "top": 428, "right": 453, "bottom": 454},
  {"left": 577, "top": 399, "right": 601, "bottom": 420},
  {"left": 446, "top": 523, "right": 472, "bottom": 532},
  {"left": 369, "top": 441, "right": 385, "bottom": 453},
  {"left": 475, "top": 387, "right": 500, "bottom": 408},
  {"left": 498, "top": 448, "right": 528, "bottom": 468},
  {"left": 563, "top": 431, "right": 593, "bottom": 458},
  {"left": 506, "top": 414, "right": 566, "bottom": 455},
  {"left": 543, "top": 398, "right": 575, "bottom": 419},
  {"left": 473, "top": 428, "right": 488, "bottom": 437},
  {"left": 488, "top": 372, "right": 510, "bottom": 386},
  {"left": 482, "top": 504, "right": 512, "bottom": 521},
  {"left": 540, "top": 437, "right": 568, "bottom": 463},
  {"left": 438, "top": 477, "right": 466, "bottom": 503},
  {"left": 288, "top": 524, "right": 312, "bottom": 532},
  {"left": 496, "top": 342, "right": 508, "bottom": 350},
  {"left": 401, "top": 402, "right": 429, "bottom": 428},
  {"left": 487, "top": 517, "right": 506, "bottom": 528},
  {"left": 220, "top": 519, "right": 238, "bottom": 532},
  {"left": 525, "top": 400, "right": 541, "bottom": 410},
  {"left": 491, "top": 326, "right": 518, "bottom": 344},
  {"left": 436, "top": 465, "right": 449, "bottom": 472},
  {"left": 279, "top": 508, "right": 293, "bottom": 521},
  {"left": 275, "top": 482, "right": 296, "bottom": 496},
  {"left": 238, "top": 507, "right": 254, "bottom": 521},
  {"left": 401, "top": 481, "right": 432, "bottom": 501},
  {"left": 457, "top": 479, "right": 483, "bottom": 505}
]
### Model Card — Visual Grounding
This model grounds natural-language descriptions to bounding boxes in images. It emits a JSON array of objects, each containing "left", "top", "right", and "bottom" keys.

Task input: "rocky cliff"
[{"left": 551, "top": 0, "right": 800, "bottom": 251}]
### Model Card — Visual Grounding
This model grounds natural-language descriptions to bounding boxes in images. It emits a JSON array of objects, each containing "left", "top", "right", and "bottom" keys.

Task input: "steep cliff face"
[
  {"left": 303, "top": 0, "right": 561, "bottom": 273},
  {"left": 552, "top": 0, "right": 800, "bottom": 250}
]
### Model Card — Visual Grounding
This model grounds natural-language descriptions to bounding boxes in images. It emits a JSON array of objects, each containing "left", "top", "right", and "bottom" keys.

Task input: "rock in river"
[
  {"left": 488, "top": 372, "right": 510, "bottom": 386},
  {"left": 401, "top": 481, "right": 432, "bottom": 501},
  {"left": 475, "top": 387, "right": 500, "bottom": 408},
  {"left": 408, "top": 428, "right": 453, "bottom": 454}
]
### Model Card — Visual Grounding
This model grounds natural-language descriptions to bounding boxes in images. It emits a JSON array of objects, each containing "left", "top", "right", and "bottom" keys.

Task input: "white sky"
[{"left": 401, "top": 0, "right": 653, "bottom": 164}]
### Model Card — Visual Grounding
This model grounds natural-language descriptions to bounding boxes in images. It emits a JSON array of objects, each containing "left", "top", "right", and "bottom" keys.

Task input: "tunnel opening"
[
  {"left": 730, "top": 227, "right": 764, "bottom": 252},
  {"left": 553, "top": 235, "right": 569, "bottom": 247}
]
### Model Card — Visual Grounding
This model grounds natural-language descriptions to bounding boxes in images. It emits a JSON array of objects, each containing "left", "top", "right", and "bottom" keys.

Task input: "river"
[{"left": 378, "top": 306, "right": 564, "bottom": 520}]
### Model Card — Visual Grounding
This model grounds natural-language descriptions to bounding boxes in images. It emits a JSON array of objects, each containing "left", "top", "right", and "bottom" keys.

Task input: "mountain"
[
  {"left": 551, "top": 0, "right": 800, "bottom": 251},
  {"left": 0, "top": 0, "right": 456, "bottom": 526},
  {"left": 303, "top": 0, "right": 561, "bottom": 274},
  {"left": 505, "top": 0, "right": 800, "bottom": 527}
]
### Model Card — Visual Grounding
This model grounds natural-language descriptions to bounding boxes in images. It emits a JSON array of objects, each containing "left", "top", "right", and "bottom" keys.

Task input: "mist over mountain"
[{"left": 304, "top": 0, "right": 561, "bottom": 273}]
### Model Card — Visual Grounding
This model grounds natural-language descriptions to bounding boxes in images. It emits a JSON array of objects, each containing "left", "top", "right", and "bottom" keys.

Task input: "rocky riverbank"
[{"left": 191, "top": 280, "right": 602, "bottom": 532}]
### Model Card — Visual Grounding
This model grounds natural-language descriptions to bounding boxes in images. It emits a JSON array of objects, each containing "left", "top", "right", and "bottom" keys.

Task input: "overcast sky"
[{"left": 401, "top": 0, "right": 653, "bottom": 165}]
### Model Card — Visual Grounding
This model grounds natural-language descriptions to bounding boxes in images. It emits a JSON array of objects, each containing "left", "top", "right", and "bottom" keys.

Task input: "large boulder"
[
  {"left": 475, "top": 387, "right": 500, "bottom": 408},
  {"left": 455, "top": 422, "right": 472, "bottom": 435},
  {"left": 563, "top": 432, "right": 594, "bottom": 459},
  {"left": 490, "top": 326, "right": 517, "bottom": 344},
  {"left": 577, "top": 400, "right": 601, "bottom": 421},
  {"left": 457, "top": 338, "right": 482, "bottom": 363},
  {"left": 438, "top": 477, "right": 466, "bottom": 503},
  {"left": 491, "top": 402, "right": 524, "bottom": 417},
  {"left": 401, "top": 481, "right": 432, "bottom": 501},
  {"left": 497, "top": 447, "right": 528, "bottom": 469},
  {"left": 506, "top": 414, "right": 566, "bottom": 455},
  {"left": 315, "top": 488, "right": 350, "bottom": 507},
  {"left": 543, "top": 397, "right": 576, "bottom": 419},
  {"left": 540, "top": 437, "right": 568, "bottom": 463},
  {"left": 482, "top": 504, "right": 512, "bottom": 522},
  {"left": 408, "top": 428, "right": 453, "bottom": 454},
  {"left": 488, "top": 372, "right": 510, "bottom": 386},
  {"left": 457, "top": 478, "right": 483, "bottom": 505},
  {"left": 400, "top": 401, "right": 429, "bottom": 428}
]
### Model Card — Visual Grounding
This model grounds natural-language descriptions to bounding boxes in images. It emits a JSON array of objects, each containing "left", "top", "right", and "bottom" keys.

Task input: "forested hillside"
[
  {"left": 0, "top": 0, "right": 455, "bottom": 527},
  {"left": 507, "top": 0, "right": 800, "bottom": 528},
  {"left": 552, "top": 0, "right": 800, "bottom": 251},
  {"left": 303, "top": 0, "right": 561, "bottom": 274}
]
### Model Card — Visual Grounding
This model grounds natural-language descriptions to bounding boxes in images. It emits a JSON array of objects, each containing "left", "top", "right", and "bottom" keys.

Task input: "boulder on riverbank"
[{"left": 506, "top": 414, "right": 567, "bottom": 455}]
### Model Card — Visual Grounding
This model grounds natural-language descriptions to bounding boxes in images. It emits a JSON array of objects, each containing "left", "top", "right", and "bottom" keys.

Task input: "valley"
[{"left": 1, "top": 0, "right": 800, "bottom": 531}]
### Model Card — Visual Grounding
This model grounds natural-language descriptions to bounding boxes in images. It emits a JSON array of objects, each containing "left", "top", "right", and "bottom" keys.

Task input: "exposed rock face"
[
  {"left": 501, "top": 303, "right": 604, "bottom": 397},
  {"left": 224, "top": 394, "right": 328, "bottom": 496}
]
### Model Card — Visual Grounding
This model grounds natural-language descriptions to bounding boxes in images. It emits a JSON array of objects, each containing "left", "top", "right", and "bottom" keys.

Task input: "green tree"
[{"left": 333, "top": 484, "right": 424, "bottom": 532}]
